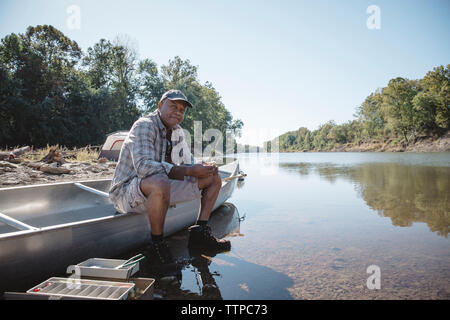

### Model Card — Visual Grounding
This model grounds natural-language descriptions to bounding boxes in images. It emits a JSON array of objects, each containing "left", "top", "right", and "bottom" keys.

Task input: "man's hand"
[
  {"left": 186, "top": 163, "right": 218, "bottom": 178},
  {"left": 202, "top": 160, "right": 217, "bottom": 167}
]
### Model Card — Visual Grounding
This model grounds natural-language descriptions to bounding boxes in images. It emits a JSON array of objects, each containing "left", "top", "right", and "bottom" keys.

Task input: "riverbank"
[
  {"left": 0, "top": 146, "right": 115, "bottom": 188},
  {"left": 330, "top": 131, "right": 450, "bottom": 152},
  {"left": 2, "top": 132, "right": 450, "bottom": 189},
  {"left": 0, "top": 159, "right": 115, "bottom": 188},
  {"left": 289, "top": 131, "right": 449, "bottom": 153}
]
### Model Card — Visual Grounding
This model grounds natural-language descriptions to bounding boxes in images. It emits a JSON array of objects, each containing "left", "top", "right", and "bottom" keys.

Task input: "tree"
[
  {"left": 136, "top": 58, "right": 165, "bottom": 112},
  {"left": 420, "top": 65, "right": 450, "bottom": 131},
  {"left": 267, "top": 66, "right": 448, "bottom": 152},
  {"left": 0, "top": 65, "right": 31, "bottom": 146},
  {"left": 0, "top": 26, "right": 243, "bottom": 149},
  {"left": 82, "top": 37, "right": 141, "bottom": 132},
  {"left": 0, "top": 25, "right": 83, "bottom": 146},
  {"left": 382, "top": 78, "right": 419, "bottom": 142},
  {"left": 82, "top": 39, "right": 114, "bottom": 89},
  {"left": 159, "top": 56, "right": 243, "bottom": 150},
  {"left": 327, "top": 124, "right": 348, "bottom": 144},
  {"left": 313, "top": 121, "right": 335, "bottom": 150},
  {"left": 357, "top": 91, "right": 385, "bottom": 138},
  {"left": 412, "top": 91, "right": 440, "bottom": 135}
]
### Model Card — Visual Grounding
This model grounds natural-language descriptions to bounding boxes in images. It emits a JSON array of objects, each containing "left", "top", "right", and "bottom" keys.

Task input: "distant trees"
[
  {"left": 382, "top": 78, "right": 420, "bottom": 142},
  {"left": 0, "top": 25, "right": 89, "bottom": 147},
  {"left": 358, "top": 91, "right": 385, "bottom": 139},
  {"left": 271, "top": 65, "right": 449, "bottom": 152},
  {"left": 419, "top": 65, "right": 450, "bottom": 131},
  {"left": 0, "top": 25, "right": 243, "bottom": 148}
]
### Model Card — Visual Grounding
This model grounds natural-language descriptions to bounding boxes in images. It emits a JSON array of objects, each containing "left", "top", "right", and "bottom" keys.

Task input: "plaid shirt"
[{"left": 109, "top": 110, "right": 195, "bottom": 205}]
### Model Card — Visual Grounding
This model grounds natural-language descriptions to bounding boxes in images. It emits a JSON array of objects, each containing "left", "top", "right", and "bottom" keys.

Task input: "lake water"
[{"left": 132, "top": 152, "right": 450, "bottom": 300}]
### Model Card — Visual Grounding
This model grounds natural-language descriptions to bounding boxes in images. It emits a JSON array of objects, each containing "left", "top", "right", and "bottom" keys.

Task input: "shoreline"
[
  {"left": 0, "top": 159, "right": 115, "bottom": 188},
  {"left": 279, "top": 131, "right": 450, "bottom": 153},
  {"left": 1, "top": 133, "right": 449, "bottom": 189}
]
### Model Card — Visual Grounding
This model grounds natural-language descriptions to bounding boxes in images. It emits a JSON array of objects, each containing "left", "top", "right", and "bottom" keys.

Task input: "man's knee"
[
  {"left": 205, "top": 172, "right": 222, "bottom": 190},
  {"left": 140, "top": 174, "right": 171, "bottom": 201}
]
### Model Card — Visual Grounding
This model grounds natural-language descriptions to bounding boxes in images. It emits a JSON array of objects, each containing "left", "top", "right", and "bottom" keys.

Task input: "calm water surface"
[{"left": 127, "top": 152, "right": 450, "bottom": 299}]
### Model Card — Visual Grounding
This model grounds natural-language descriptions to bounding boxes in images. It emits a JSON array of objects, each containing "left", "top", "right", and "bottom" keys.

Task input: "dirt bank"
[
  {"left": 0, "top": 159, "right": 115, "bottom": 188},
  {"left": 330, "top": 131, "right": 450, "bottom": 152}
]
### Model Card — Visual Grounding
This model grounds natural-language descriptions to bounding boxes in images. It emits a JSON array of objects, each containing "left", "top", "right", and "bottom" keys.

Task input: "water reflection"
[
  {"left": 236, "top": 179, "right": 245, "bottom": 189},
  {"left": 118, "top": 203, "right": 293, "bottom": 300},
  {"left": 280, "top": 162, "right": 450, "bottom": 237}
]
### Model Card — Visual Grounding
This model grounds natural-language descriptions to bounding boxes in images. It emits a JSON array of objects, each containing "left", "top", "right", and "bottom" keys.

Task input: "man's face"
[{"left": 158, "top": 98, "right": 187, "bottom": 129}]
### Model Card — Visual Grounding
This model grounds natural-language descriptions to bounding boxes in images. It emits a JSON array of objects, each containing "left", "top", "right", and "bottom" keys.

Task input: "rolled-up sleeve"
[{"left": 128, "top": 119, "right": 173, "bottom": 178}]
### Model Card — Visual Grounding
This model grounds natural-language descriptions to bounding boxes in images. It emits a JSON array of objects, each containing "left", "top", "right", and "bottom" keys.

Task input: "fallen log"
[
  {"left": 39, "top": 164, "right": 71, "bottom": 175},
  {"left": 26, "top": 162, "right": 45, "bottom": 170},
  {"left": 0, "top": 146, "right": 31, "bottom": 160},
  {"left": 0, "top": 152, "right": 12, "bottom": 160},
  {"left": 6, "top": 158, "right": 24, "bottom": 164},
  {"left": 12, "top": 146, "right": 30, "bottom": 157}
]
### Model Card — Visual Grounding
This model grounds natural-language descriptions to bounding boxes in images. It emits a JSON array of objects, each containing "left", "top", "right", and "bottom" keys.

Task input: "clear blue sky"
[{"left": 1, "top": 0, "right": 449, "bottom": 146}]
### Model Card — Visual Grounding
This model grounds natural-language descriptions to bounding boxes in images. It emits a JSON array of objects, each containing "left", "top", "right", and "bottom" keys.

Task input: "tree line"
[
  {"left": 267, "top": 65, "right": 449, "bottom": 152},
  {"left": 0, "top": 25, "right": 243, "bottom": 149}
]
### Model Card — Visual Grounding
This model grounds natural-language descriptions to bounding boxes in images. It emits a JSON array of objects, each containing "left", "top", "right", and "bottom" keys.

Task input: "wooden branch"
[
  {"left": 0, "top": 152, "right": 11, "bottom": 160},
  {"left": 40, "top": 147, "right": 66, "bottom": 164}
]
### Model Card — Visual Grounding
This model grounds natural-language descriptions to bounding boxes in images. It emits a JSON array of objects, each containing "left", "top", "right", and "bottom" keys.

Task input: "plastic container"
[
  {"left": 4, "top": 278, "right": 155, "bottom": 300},
  {"left": 26, "top": 277, "right": 135, "bottom": 300},
  {"left": 66, "top": 258, "right": 139, "bottom": 280}
]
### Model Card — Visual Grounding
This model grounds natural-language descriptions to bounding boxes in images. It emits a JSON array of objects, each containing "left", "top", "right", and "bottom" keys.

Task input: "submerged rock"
[{"left": 159, "top": 276, "right": 178, "bottom": 286}]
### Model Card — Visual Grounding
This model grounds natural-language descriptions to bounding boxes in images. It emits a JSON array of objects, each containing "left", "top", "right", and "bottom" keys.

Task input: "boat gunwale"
[
  {"left": 0, "top": 178, "right": 113, "bottom": 192},
  {"left": 0, "top": 210, "right": 143, "bottom": 240}
]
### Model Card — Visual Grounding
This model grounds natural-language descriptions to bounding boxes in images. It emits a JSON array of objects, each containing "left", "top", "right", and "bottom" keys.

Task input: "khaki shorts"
[{"left": 113, "top": 175, "right": 202, "bottom": 214}]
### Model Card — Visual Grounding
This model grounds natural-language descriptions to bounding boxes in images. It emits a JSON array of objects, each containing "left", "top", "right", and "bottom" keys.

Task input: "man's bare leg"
[
  {"left": 140, "top": 173, "right": 171, "bottom": 235},
  {"left": 196, "top": 173, "right": 222, "bottom": 222},
  {"left": 139, "top": 174, "right": 174, "bottom": 265}
]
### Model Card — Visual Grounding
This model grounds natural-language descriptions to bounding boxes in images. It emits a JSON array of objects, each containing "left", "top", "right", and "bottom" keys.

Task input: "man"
[{"left": 109, "top": 89, "right": 230, "bottom": 265}]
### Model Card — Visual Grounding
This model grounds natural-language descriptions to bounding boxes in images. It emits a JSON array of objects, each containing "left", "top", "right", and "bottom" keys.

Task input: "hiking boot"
[
  {"left": 152, "top": 239, "right": 175, "bottom": 265},
  {"left": 188, "top": 225, "right": 231, "bottom": 252}
]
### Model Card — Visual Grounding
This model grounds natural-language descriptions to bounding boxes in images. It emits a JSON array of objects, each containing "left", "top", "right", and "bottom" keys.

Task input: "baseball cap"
[{"left": 160, "top": 89, "right": 193, "bottom": 108}]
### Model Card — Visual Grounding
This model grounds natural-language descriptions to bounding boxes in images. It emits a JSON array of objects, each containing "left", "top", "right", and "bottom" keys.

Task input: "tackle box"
[
  {"left": 26, "top": 277, "right": 135, "bottom": 300},
  {"left": 3, "top": 255, "right": 155, "bottom": 300},
  {"left": 3, "top": 277, "right": 154, "bottom": 300}
]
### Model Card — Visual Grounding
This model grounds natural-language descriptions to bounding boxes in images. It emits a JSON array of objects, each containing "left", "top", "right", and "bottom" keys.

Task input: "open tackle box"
[
  {"left": 26, "top": 277, "right": 135, "bottom": 300},
  {"left": 3, "top": 256, "right": 155, "bottom": 300}
]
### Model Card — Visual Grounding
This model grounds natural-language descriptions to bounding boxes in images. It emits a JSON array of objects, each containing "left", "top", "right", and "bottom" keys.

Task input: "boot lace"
[
  {"left": 153, "top": 240, "right": 173, "bottom": 264},
  {"left": 202, "top": 226, "right": 219, "bottom": 242}
]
